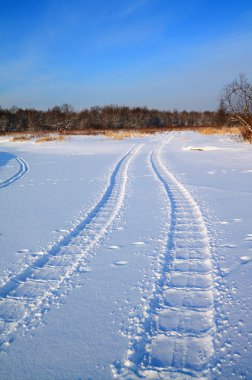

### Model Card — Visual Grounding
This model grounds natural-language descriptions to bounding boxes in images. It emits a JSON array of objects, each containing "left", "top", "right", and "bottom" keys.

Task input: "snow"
[{"left": 0, "top": 132, "right": 251, "bottom": 379}]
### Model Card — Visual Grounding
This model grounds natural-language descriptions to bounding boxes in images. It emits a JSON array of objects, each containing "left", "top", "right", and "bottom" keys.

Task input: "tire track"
[
  {"left": 0, "top": 152, "right": 29, "bottom": 189},
  {"left": 115, "top": 137, "right": 215, "bottom": 379},
  {"left": 0, "top": 143, "right": 142, "bottom": 350}
]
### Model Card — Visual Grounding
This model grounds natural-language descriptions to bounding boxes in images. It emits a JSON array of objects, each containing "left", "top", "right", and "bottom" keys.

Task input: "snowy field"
[{"left": 0, "top": 131, "right": 252, "bottom": 379}]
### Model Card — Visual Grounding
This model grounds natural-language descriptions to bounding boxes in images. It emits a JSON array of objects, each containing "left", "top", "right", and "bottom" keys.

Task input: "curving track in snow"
[
  {"left": 116, "top": 137, "right": 216, "bottom": 379},
  {"left": 0, "top": 144, "right": 142, "bottom": 350},
  {"left": 0, "top": 153, "right": 29, "bottom": 189}
]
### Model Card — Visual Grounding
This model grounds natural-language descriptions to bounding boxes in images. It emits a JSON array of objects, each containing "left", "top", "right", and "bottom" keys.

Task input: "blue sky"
[{"left": 1, "top": 0, "right": 252, "bottom": 110}]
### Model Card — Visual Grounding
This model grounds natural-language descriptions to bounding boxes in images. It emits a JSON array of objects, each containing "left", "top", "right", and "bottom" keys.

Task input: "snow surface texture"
[
  {"left": 0, "top": 133, "right": 251, "bottom": 379},
  {"left": 114, "top": 136, "right": 215, "bottom": 379},
  {"left": 0, "top": 142, "right": 142, "bottom": 348},
  {"left": 0, "top": 152, "right": 29, "bottom": 189}
]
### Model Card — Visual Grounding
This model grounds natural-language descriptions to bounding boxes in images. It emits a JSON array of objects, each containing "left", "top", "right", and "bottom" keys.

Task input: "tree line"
[
  {"left": 0, "top": 74, "right": 251, "bottom": 140},
  {"left": 0, "top": 105, "right": 228, "bottom": 134}
]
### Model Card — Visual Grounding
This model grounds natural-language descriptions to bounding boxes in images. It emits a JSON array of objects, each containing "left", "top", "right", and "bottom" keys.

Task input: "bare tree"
[
  {"left": 45, "top": 104, "right": 77, "bottom": 131},
  {"left": 221, "top": 73, "right": 252, "bottom": 133},
  {"left": 216, "top": 99, "right": 227, "bottom": 126}
]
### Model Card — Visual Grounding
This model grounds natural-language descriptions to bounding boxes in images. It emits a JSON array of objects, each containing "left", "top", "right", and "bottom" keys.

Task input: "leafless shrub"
[{"left": 221, "top": 73, "right": 252, "bottom": 141}]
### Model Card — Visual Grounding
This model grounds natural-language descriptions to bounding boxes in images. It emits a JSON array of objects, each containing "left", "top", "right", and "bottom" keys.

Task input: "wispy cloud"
[
  {"left": 117, "top": 0, "right": 149, "bottom": 18},
  {"left": 1, "top": 1, "right": 251, "bottom": 111}
]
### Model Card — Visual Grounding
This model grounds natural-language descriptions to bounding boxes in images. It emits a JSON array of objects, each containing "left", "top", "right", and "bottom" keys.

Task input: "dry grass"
[
  {"left": 35, "top": 134, "right": 65, "bottom": 143},
  {"left": 5, "top": 125, "right": 247, "bottom": 143},
  {"left": 61, "top": 126, "right": 172, "bottom": 137},
  {"left": 11, "top": 135, "right": 33, "bottom": 142},
  {"left": 61, "top": 128, "right": 156, "bottom": 137},
  {"left": 103, "top": 130, "right": 149, "bottom": 140},
  {"left": 239, "top": 126, "right": 252, "bottom": 143},
  {"left": 196, "top": 126, "right": 240, "bottom": 136},
  {"left": 10, "top": 132, "right": 46, "bottom": 141}
]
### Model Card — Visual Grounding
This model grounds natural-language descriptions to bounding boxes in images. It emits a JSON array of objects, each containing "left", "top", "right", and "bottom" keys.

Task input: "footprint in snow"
[
  {"left": 240, "top": 256, "right": 252, "bottom": 264},
  {"left": 245, "top": 234, "right": 252, "bottom": 241},
  {"left": 112, "top": 261, "right": 128, "bottom": 267},
  {"left": 107, "top": 245, "right": 122, "bottom": 250},
  {"left": 55, "top": 229, "right": 68, "bottom": 233},
  {"left": 131, "top": 241, "right": 146, "bottom": 246},
  {"left": 17, "top": 249, "right": 29, "bottom": 254},
  {"left": 220, "top": 244, "right": 236, "bottom": 248}
]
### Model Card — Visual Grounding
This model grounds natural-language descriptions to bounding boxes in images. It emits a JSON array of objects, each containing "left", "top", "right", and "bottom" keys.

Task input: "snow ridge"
[
  {"left": 115, "top": 138, "right": 215, "bottom": 379},
  {"left": 0, "top": 153, "right": 29, "bottom": 189},
  {"left": 0, "top": 143, "right": 142, "bottom": 350}
]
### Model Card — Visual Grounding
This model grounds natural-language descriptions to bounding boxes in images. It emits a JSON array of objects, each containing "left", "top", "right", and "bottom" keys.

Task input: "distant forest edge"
[
  {"left": 0, "top": 104, "right": 228, "bottom": 132},
  {"left": 1, "top": 74, "right": 251, "bottom": 142},
  {"left": 0, "top": 104, "right": 250, "bottom": 142}
]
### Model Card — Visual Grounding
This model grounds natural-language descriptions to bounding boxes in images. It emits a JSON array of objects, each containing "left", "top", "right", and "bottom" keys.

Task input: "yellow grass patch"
[
  {"left": 197, "top": 126, "right": 240, "bottom": 135},
  {"left": 35, "top": 134, "right": 65, "bottom": 143},
  {"left": 11, "top": 135, "right": 33, "bottom": 142},
  {"left": 103, "top": 130, "right": 149, "bottom": 140}
]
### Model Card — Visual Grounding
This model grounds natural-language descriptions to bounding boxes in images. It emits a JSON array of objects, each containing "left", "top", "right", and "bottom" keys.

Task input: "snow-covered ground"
[{"left": 0, "top": 131, "right": 251, "bottom": 379}]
